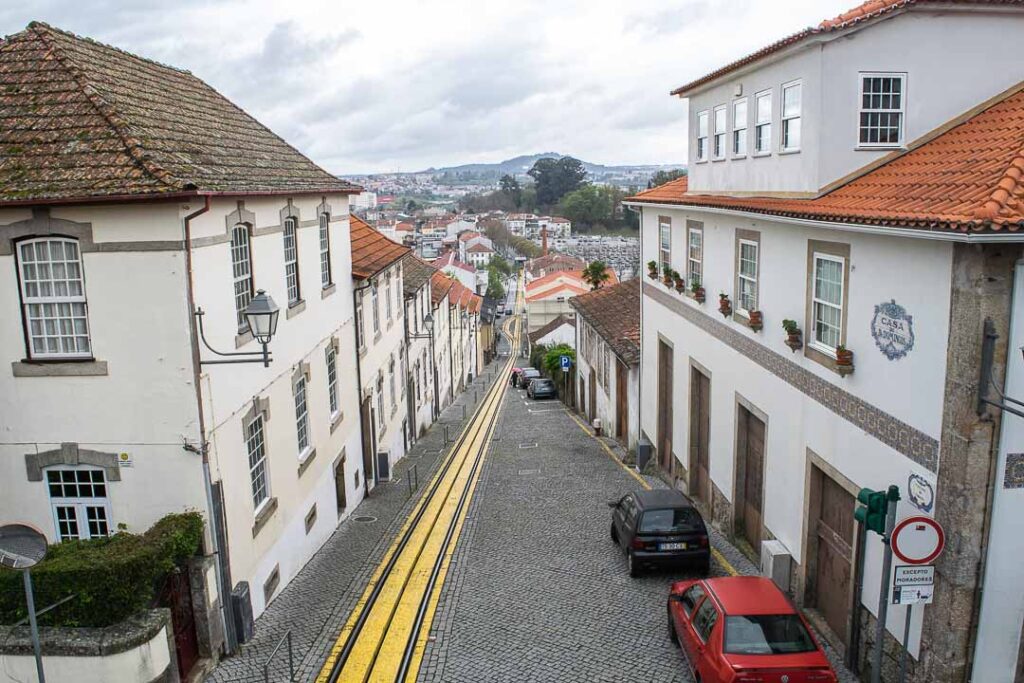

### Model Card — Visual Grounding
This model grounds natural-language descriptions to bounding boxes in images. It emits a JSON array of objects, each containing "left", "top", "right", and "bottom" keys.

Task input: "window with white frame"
[
  {"left": 737, "top": 240, "right": 759, "bottom": 313},
  {"left": 399, "top": 345, "right": 407, "bottom": 396},
  {"left": 283, "top": 217, "right": 300, "bottom": 304},
  {"left": 811, "top": 254, "right": 845, "bottom": 351},
  {"left": 326, "top": 345, "right": 339, "bottom": 416},
  {"left": 17, "top": 237, "right": 92, "bottom": 359},
  {"left": 696, "top": 110, "right": 709, "bottom": 161},
  {"left": 371, "top": 283, "right": 380, "bottom": 333},
  {"left": 46, "top": 468, "right": 111, "bottom": 541},
  {"left": 375, "top": 372, "right": 385, "bottom": 432},
  {"left": 246, "top": 414, "right": 270, "bottom": 510},
  {"left": 355, "top": 292, "right": 365, "bottom": 349},
  {"left": 385, "top": 273, "right": 393, "bottom": 320},
  {"left": 859, "top": 73, "right": 905, "bottom": 146},
  {"left": 755, "top": 90, "right": 772, "bottom": 154},
  {"left": 687, "top": 223, "right": 703, "bottom": 286},
  {"left": 658, "top": 216, "right": 671, "bottom": 274},
  {"left": 319, "top": 213, "right": 332, "bottom": 288},
  {"left": 388, "top": 357, "right": 396, "bottom": 412},
  {"left": 733, "top": 99, "right": 747, "bottom": 156},
  {"left": 230, "top": 225, "right": 254, "bottom": 331},
  {"left": 782, "top": 82, "right": 801, "bottom": 151},
  {"left": 713, "top": 106, "right": 726, "bottom": 159},
  {"left": 294, "top": 374, "right": 310, "bottom": 456}
]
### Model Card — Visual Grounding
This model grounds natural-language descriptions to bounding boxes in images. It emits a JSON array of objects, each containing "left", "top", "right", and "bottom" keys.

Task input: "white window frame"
[
  {"left": 16, "top": 237, "right": 92, "bottom": 359},
  {"left": 355, "top": 292, "right": 366, "bottom": 350},
  {"left": 388, "top": 356, "right": 397, "bottom": 413},
  {"left": 283, "top": 217, "right": 301, "bottom": 305},
  {"left": 294, "top": 374, "right": 311, "bottom": 458},
  {"left": 810, "top": 253, "right": 845, "bottom": 355},
  {"left": 326, "top": 345, "right": 340, "bottom": 418},
  {"left": 712, "top": 105, "right": 727, "bottom": 160},
  {"left": 46, "top": 466, "right": 112, "bottom": 541},
  {"left": 658, "top": 217, "right": 672, "bottom": 274},
  {"left": 230, "top": 224, "right": 254, "bottom": 331},
  {"left": 371, "top": 282, "right": 380, "bottom": 334},
  {"left": 687, "top": 226, "right": 703, "bottom": 286},
  {"left": 754, "top": 90, "right": 772, "bottom": 155},
  {"left": 781, "top": 81, "right": 802, "bottom": 152},
  {"left": 376, "top": 372, "right": 385, "bottom": 435},
  {"left": 737, "top": 239, "right": 759, "bottom": 315},
  {"left": 732, "top": 98, "right": 748, "bottom": 157},
  {"left": 319, "top": 212, "right": 332, "bottom": 288},
  {"left": 696, "top": 110, "right": 709, "bottom": 162},
  {"left": 385, "top": 273, "right": 393, "bottom": 321},
  {"left": 246, "top": 413, "right": 271, "bottom": 512},
  {"left": 858, "top": 72, "right": 906, "bottom": 148}
]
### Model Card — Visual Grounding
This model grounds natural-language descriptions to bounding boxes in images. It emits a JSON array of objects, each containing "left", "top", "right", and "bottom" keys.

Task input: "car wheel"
[
  {"left": 667, "top": 608, "right": 678, "bottom": 646},
  {"left": 628, "top": 550, "right": 641, "bottom": 578},
  {"left": 610, "top": 523, "right": 618, "bottom": 544}
]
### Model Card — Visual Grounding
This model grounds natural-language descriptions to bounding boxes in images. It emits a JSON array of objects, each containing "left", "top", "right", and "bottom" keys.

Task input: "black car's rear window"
[
  {"left": 723, "top": 614, "right": 816, "bottom": 655},
  {"left": 637, "top": 507, "right": 701, "bottom": 533}
]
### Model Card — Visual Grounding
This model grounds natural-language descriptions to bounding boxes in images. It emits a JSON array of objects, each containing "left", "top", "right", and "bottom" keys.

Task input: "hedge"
[{"left": 0, "top": 512, "right": 203, "bottom": 627}]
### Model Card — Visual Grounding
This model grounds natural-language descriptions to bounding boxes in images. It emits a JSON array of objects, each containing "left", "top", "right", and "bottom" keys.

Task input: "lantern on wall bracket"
[
  {"left": 410, "top": 313, "right": 434, "bottom": 340},
  {"left": 195, "top": 290, "right": 280, "bottom": 368}
]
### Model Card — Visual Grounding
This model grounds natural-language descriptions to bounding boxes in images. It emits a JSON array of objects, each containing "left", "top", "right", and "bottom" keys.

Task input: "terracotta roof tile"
[
  {"left": 466, "top": 243, "right": 494, "bottom": 253},
  {"left": 628, "top": 86, "right": 1024, "bottom": 233},
  {"left": 527, "top": 313, "right": 576, "bottom": 344},
  {"left": 350, "top": 215, "right": 411, "bottom": 280},
  {"left": 402, "top": 255, "right": 436, "bottom": 296},
  {"left": 569, "top": 279, "right": 641, "bottom": 364},
  {"left": 671, "top": 1, "right": 1024, "bottom": 96},
  {"left": 430, "top": 271, "right": 455, "bottom": 306},
  {"left": 0, "top": 22, "right": 361, "bottom": 204}
]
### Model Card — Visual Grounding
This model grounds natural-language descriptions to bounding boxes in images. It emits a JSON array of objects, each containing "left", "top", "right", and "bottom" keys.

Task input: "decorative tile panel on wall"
[
  {"left": 1004, "top": 453, "right": 1024, "bottom": 488},
  {"left": 644, "top": 285, "right": 939, "bottom": 472}
]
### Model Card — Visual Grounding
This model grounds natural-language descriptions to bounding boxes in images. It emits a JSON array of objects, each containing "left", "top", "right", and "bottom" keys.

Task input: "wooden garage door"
[
  {"left": 812, "top": 471, "right": 855, "bottom": 643},
  {"left": 657, "top": 341, "right": 673, "bottom": 472},
  {"left": 736, "top": 405, "right": 765, "bottom": 550},
  {"left": 688, "top": 367, "right": 710, "bottom": 505}
]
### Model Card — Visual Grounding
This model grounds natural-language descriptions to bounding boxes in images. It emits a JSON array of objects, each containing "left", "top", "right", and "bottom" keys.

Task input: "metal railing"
[{"left": 263, "top": 629, "right": 294, "bottom": 683}]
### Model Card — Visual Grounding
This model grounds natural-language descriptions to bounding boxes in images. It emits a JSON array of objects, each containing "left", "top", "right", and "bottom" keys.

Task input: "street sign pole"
[
  {"left": 23, "top": 569, "right": 45, "bottom": 683},
  {"left": 898, "top": 604, "right": 913, "bottom": 683},
  {"left": 872, "top": 486, "right": 900, "bottom": 683}
]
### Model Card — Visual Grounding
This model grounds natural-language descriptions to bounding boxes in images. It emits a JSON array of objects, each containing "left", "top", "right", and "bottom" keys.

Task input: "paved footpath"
[
  {"left": 205, "top": 361, "right": 506, "bottom": 683},
  {"left": 415, "top": 385, "right": 858, "bottom": 683}
]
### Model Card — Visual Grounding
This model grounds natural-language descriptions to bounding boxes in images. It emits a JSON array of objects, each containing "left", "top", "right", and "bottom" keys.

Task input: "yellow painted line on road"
[{"left": 565, "top": 408, "right": 740, "bottom": 578}]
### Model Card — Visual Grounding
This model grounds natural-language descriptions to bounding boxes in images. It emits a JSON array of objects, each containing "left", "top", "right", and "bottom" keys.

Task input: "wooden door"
[
  {"left": 160, "top": 567, "right": 199, "bottom": 678},
  {"left": 735, "top": 405, "right": 765, "bottom": 549},
  {"left": 334, "top": 456, "right": 347, "bottom": 514},
  {"left": 812, "top": 471, "right": 855, "bottom": 643},
  {"left": 615, "top": 360, "right": 628, "bottom": 444},
  {"left": 688, "top": 368, "right": 710, "bottom": 505},
  {"left": 657, "top": 341, "right": 673, "bottom": 472},
  {"left": 588, "top": 367, "right": 597, "bottom": 422}
]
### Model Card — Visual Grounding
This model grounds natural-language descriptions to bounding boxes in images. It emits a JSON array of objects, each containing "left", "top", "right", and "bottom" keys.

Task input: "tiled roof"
[
  {"left": 402, "top": 255, "right": 436, "bottom": 297},
  {"left": 671, "top": 1, "right": 1024, "bottom": 96},
  {"left": 525, "top": 253, "right": 586, "bottom": 278},
  {"left": 0, "top": 22, "right": 361, "bottom": 204},
  {"left": 430, "top": 271, "right": 455, "bottom": 306},
  {"left": 458, "top": 231, "right": 481, "bottom": 241},
  {"left": 350, "top": 215, "right": 411, "bottom": 280},
  {"left": 628, "top": 86, "right": 1024, "bottom": 233},
  {"left": 569, "top": 278, "right": 641, "bottom": 365},
  {"left": 466, "top": 243, "right": 494, "bottom": 253},
  {"left": 527, "top": 314, "right": 576, "bottom": 344},
  {"left": 431, "top": 251, "right": 476, "bottom": 273}
]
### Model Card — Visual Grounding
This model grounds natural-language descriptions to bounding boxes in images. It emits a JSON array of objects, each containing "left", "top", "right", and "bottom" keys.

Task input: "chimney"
[{"left": 541, "top": 225, "right": 548, "bottom": 256}]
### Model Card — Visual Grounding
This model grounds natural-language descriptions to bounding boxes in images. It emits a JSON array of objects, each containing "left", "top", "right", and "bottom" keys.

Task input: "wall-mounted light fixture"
[{"left": 195, "top": 290, "right": 280, "bottom": 368}]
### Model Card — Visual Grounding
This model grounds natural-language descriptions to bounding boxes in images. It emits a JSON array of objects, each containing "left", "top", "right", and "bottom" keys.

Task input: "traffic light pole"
[{"left": 872, "top": 487, "right": 900, "bottom": 683}]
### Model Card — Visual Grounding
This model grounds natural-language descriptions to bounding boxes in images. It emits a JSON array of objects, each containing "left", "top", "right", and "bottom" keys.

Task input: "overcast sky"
[{"left": 4, "top": 0, "right": 854, "bottom": 174}]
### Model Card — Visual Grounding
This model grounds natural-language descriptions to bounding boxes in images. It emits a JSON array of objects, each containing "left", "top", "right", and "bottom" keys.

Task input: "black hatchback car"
[
  {"left": 608, "top": 489, "right": 710, "bottom": 577},
  {"left": 527, "top": 378, "right": 557, "bottom": 399}
]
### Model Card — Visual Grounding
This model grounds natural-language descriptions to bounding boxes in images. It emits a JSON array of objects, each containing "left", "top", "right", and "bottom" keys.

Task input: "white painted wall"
[
  {"left": 638, "top": 204, "right": 951, "bottom": 653},
  {"left": 576, "top": 319, "right": 639, "bottom": 450},
  {"left": 532, "top": 321, "right": 575, "bottom": 348}
]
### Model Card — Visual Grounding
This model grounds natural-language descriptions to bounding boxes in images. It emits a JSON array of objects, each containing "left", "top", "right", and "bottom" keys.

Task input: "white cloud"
[{"left": 3, "top": 0, "right": 854, "bottom": 173}]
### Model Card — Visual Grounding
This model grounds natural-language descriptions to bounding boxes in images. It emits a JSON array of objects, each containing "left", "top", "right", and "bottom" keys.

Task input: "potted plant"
[
  {"left": 748, "top": 310, "right": 764, "bottom": 332},
  {"left": 782, "top": 319, "right": 803, "bottom": 351},
  {"left": 663, "top": 268, "right": 674, "bottom": 286},
  {"left": 691, "top": 277, "right": 706, "bottom": 304},
  {"left": 647, "top": 260, "right": 658, "bottom": 280},
  {"left": 835, "top": 345, "right": 855, "bottom": 376},
  {"left": 673, "top": 270, "right": 686, "bottom": 292},
  {"left": 718, "top": 293, "right": 732, "bottom": 317}
]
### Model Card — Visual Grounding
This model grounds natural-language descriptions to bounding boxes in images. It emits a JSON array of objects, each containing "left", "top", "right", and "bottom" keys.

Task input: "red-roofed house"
[{"left": 624, "top": 3, "right": 1024, "bottom": 678}]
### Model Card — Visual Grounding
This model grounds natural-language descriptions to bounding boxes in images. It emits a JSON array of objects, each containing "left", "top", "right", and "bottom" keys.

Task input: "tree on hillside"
[
  {"left": 558, "top": 185, "right": 615, "bottom": 228},
  {"left": 647, "top": 168, "right": 687, "bottom": 189},
  {"left": 527, "top": 156, "right": 588, "bottom": 206},
  {"left": 582, "top": 260, "right": 612, "bottom": 290},
  {"left": 490, "top": 253, "right": 512, "bottom": 276},
  {"left": 499, "top": 174, "right": 523, "bottom": 208},
  {"left": 486, "top": 268, "right": 505, "bottom": 300}
]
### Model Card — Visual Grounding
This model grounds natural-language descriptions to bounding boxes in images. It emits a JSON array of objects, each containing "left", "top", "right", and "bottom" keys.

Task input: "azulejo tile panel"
[{"left": 644, "top": 285, "right": 939, "bottom": 473}]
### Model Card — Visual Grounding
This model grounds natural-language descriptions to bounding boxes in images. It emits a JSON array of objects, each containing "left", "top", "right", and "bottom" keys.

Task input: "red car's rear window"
[{"left": 723, "top": 614, "right": 816, "bottom": 655}]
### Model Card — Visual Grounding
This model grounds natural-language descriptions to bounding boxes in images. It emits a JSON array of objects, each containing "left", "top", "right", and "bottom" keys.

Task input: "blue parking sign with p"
[{"left": 560, "top": 355, "right": 571, "bottom": 370}]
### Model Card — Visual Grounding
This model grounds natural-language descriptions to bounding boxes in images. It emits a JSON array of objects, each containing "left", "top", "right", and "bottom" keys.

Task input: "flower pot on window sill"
[
  {"left": 835, "top": 348, "right": 854, "bottom": 376},
  {"left": 692, "top": 286, "right": 706, "bottom": 304},
  {"left": 647, "top": 269, "right": 658, "bottom": 280},
  {"left": 663, "top": 275, "right": 674, "bottom": 287},
  {"left": 748, "top": 310, "right": 763, "bottom": 332},
  {"left": 784, "top": 333, "right": 803, "bottom": 351},
  {"left": 674, "top": 278, "right": 686, "bottom": 292},
  {"left": 718, "top": 294, "right": 732, "bottom": 318}
]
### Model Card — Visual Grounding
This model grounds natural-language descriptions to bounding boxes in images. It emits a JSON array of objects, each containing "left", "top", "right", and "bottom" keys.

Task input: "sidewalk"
[{"left": 205, "top": 361, "right": 508, "bottom": 683}]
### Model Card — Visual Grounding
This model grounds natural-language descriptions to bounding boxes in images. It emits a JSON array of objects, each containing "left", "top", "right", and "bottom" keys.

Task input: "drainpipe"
[
  {"left": 401, "top": 288, "right": 416, "bottom": 445},
  {"left": 632, "top": 204, "right": 645, "bottom": 461},
  {"left": 352, "top": 278, "right": 372, "bottom": 495},
  {"left": 182, "top": 195, "right": 238, "bottom": 655},
  {"left": 447, "top": 302, "right": 455, "bottom": 404}
]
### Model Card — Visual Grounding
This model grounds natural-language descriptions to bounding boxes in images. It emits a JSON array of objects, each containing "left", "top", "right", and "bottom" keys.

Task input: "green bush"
[{"left": 0, "top": 512, "right": 203, "bottom": 627}]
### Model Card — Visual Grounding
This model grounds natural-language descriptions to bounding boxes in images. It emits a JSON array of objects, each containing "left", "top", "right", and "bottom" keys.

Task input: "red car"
[{"left": 667, "top": 576, "right": 837, "bottom": 683}]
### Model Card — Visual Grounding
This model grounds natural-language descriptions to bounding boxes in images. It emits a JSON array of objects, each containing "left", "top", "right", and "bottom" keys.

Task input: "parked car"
[
  {"left": 667, "top": 576, "right": 837, "bottom": 683},
  {"left": 527, "top": 378, "right": 557, "bottom": 400},
  {"left": 609, "top": 489, "right": 710, "bottom": 577},
  {"left": 519, "top": 368, "right": 541, "bottom": 389}
]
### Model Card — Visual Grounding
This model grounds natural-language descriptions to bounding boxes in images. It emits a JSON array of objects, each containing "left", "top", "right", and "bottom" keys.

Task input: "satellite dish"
[{"left": 0, "top": 524, "right": 48, "bottom": 569}]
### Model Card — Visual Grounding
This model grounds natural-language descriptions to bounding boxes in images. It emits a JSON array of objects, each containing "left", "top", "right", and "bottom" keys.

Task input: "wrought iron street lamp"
[{"left": 195, "top": 290, "right": 280, "bottom": 367}]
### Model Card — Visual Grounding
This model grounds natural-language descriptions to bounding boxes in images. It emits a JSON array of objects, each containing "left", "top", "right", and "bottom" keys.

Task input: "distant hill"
[{"left": 419, "top": 153, "right": 684, "bottom": 177}]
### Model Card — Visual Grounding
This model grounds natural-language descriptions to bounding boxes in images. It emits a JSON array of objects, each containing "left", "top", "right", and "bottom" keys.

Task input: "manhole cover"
[{"left": 353, "top": 515, "right": 377, "bottom": 523}]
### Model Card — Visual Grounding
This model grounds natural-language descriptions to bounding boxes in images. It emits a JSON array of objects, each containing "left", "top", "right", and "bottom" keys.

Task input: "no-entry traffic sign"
[{"left": 891, "top": 515, "right": 945, "bottom": 565}]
